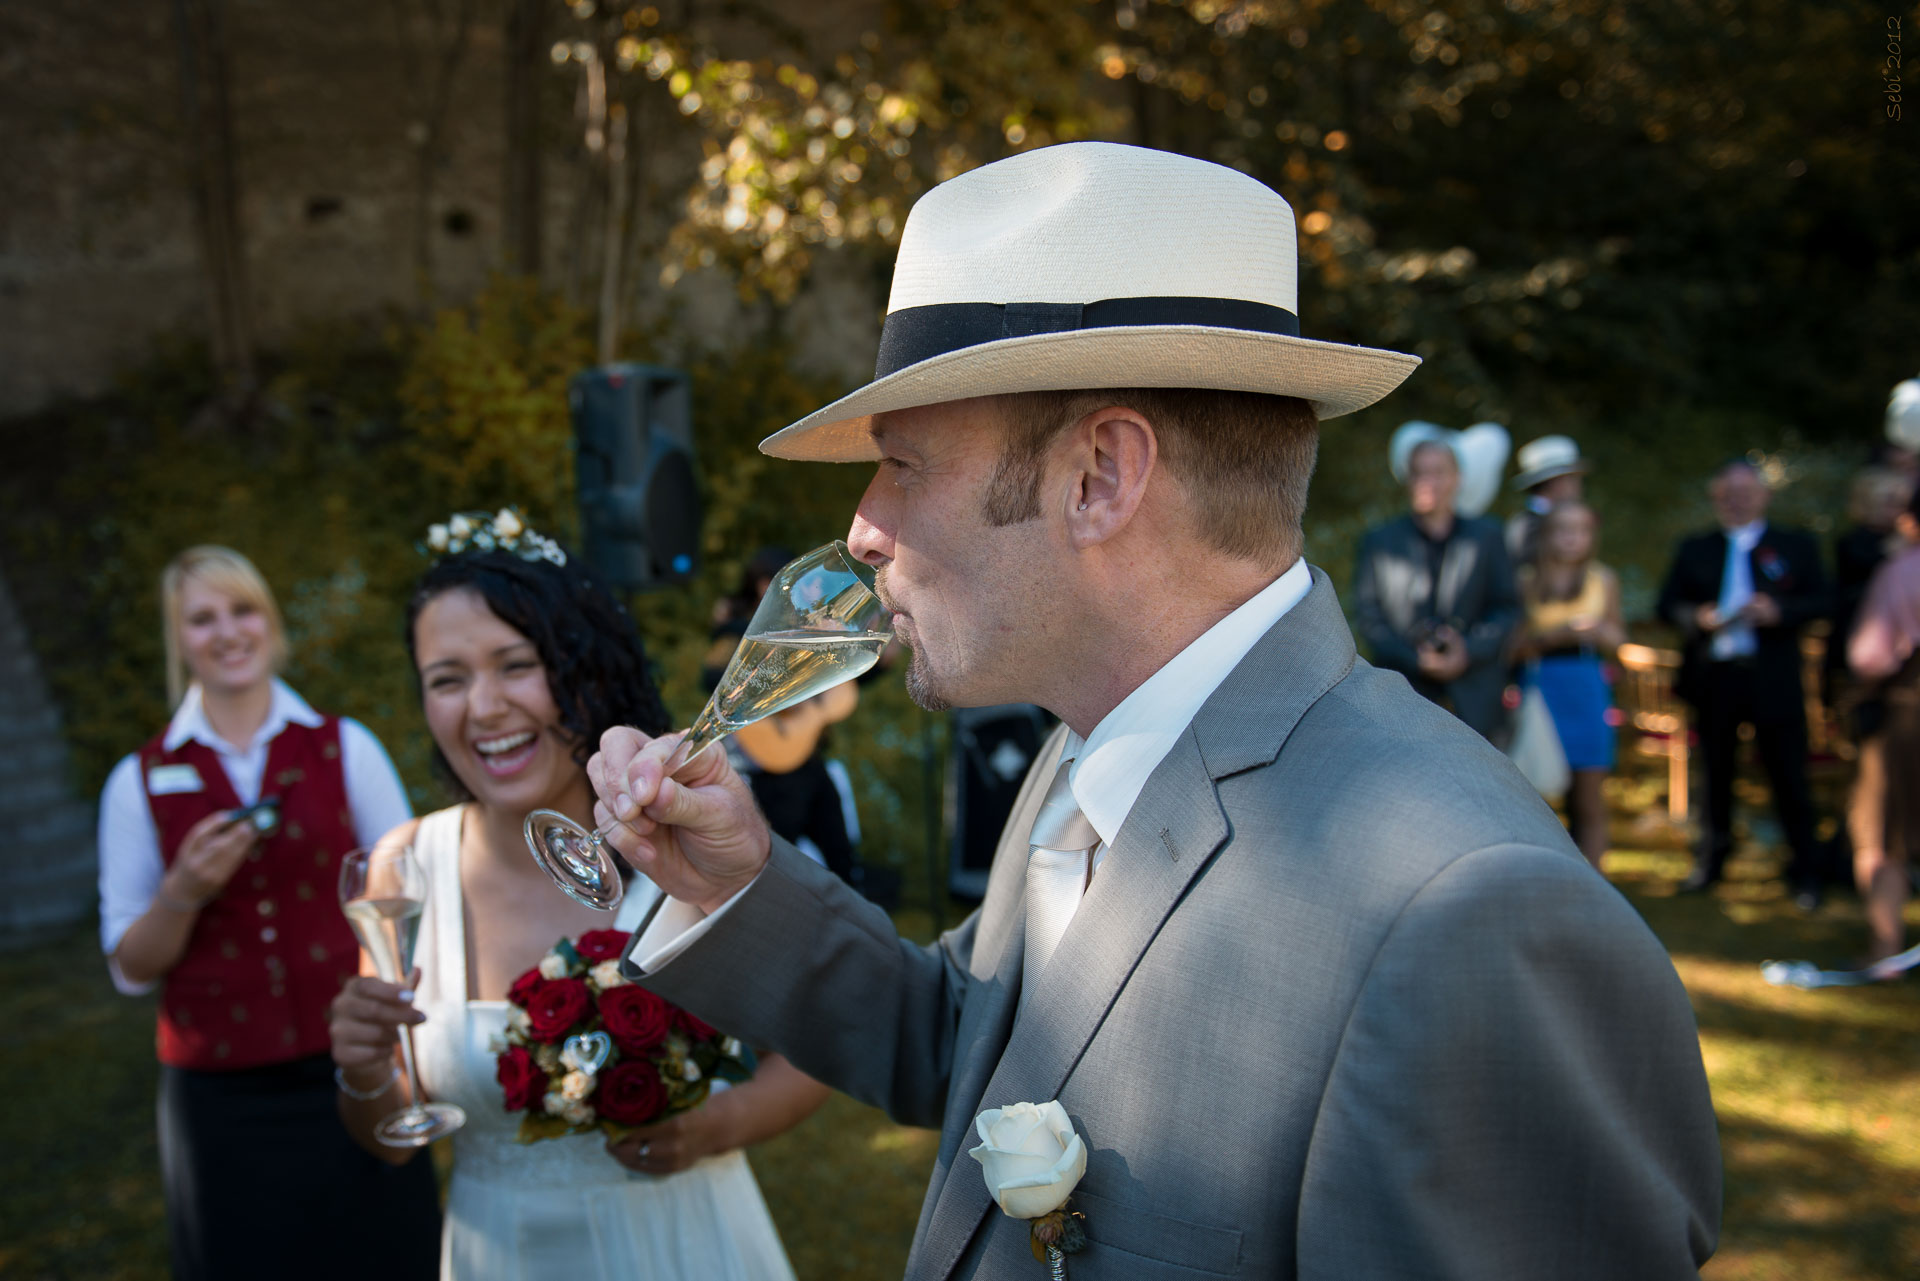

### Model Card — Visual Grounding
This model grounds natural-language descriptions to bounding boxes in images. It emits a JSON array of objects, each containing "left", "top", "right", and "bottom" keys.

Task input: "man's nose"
[{"left": 847, "top": 469, "right": 896, "bottom": 569}]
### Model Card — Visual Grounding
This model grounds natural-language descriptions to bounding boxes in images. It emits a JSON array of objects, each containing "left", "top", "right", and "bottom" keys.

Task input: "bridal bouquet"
[{"left": 493, "top": 929, "right": 754, "bottom": 1142}]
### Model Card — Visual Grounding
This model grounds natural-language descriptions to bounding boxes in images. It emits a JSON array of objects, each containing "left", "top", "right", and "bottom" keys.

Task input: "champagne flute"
[
  {"left": 524, "top": 539, "right": 891, "bottom": 909},
  {"left": 339, "top": 846, "right": 466, "bottom": 1146}
]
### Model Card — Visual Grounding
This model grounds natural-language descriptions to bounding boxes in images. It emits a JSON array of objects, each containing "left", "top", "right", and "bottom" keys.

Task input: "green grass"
[{"left": 3, "top": 837, "right": 1915, "bottom": 1279}]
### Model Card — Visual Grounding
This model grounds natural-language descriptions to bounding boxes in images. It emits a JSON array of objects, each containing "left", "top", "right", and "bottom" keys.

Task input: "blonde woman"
[
  {"left": 1515, "top": 503, "right": 1626, "bottom": 868},
  {"left": 96, "top": 545, "right": 438, "bottom": 1280}
]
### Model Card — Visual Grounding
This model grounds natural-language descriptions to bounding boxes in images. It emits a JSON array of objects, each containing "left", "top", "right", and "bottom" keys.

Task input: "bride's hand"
[
  {"left": 606, "top": 1107, "right": 725, "bottom": 1175},
  {"left": 587, "top": 727, "right": 771, "bottom": 915},
  {"left": 328, "top": 968, "right": 424, "bottom": 1076}
]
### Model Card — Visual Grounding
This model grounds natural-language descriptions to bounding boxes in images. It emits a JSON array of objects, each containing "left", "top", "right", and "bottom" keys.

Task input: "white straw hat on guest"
[
  {"left": 1389, "top": 420, "right": 1511, "bottom": 519},
  {"left": 1510, "top": 435, "right": 1589, "bottom": 491},
  {"left": 1888, "top": 379, "right": 1920, "bottom": 451},
  {"left": 759, "top": 142, "right": 1421, "bottom": 462}
]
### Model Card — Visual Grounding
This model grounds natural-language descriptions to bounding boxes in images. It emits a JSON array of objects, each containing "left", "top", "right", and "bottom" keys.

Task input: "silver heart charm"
[{"left": 563, "top": 1030, "right": 612, "bottom": 1076}]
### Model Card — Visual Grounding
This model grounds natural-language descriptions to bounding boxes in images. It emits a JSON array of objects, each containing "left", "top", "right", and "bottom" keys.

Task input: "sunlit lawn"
[{"left": 3, "top": 838, "right": 1916, "bottom": 1279}]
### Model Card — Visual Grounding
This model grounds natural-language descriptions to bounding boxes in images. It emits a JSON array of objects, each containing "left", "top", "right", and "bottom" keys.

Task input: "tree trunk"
[
  {"left": 171, "top": 0, "right": 255, "bottom": 410},
  {"left": 501, "top": 0, "right": 546, "bottom": 276}
]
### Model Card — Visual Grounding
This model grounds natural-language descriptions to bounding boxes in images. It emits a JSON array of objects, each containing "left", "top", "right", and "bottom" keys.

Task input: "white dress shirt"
[
  {"left": 630, "top": 557, "right": 1313, "bottom": 970},
  {"left": 96, "top": 679, "right": 413, "bottom": 993},
  {"left": 1711, "top": 520, "right": 1765, "bottom": 660}
]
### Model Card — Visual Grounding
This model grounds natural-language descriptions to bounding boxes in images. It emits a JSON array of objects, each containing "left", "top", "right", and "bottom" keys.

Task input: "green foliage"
[
  {"left": 0, "top": 285, "right": 951, "bottom": 908},
  {"left": 397, "top": 276, "right": 596, "bottom": 531}
]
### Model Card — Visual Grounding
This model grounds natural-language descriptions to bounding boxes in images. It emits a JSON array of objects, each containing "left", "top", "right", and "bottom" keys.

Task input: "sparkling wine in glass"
[
  {"left": 524, "top": 539, "right": 891, "bottom": 909},
  {"left": 339, "top": 846, "right": 466, "bottom": 1146}
]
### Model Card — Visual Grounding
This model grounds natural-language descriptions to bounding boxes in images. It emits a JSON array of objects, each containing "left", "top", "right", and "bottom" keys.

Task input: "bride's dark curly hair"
[{"left": 404, "top": 547, "right": 673, "bottom": 801}]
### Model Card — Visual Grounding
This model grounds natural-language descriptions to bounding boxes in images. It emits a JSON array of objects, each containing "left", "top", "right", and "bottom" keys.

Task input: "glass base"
[
  {"left": 375, "top": 1101, "right": 466, "bottom": 1148},
  {"left": 523, "top": 809, "right": 625, "bottom": 911}
]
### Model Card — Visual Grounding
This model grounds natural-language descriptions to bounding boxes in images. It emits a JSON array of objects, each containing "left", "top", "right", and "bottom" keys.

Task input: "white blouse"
[{"left": 96, "top": 679, "right": 413, "bottom": 993}]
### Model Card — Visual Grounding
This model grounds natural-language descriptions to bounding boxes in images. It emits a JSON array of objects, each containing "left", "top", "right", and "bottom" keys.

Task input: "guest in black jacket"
[
  {"left": 1355, "top": 436, "right": 1522, "bottom": 744},
  {"left": 1657, "top": 459, "right": 1832, "bottom": 906}
]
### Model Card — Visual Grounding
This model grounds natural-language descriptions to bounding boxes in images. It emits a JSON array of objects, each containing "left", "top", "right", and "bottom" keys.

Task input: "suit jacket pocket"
[{"left": 1071, "top": 1189, "right": 1243, "bottom": 1277}]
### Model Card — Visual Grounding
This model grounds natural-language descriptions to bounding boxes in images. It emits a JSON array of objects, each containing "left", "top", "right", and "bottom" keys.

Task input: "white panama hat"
[
  {"left": 1889, "top": 378, "right": 1920, "bottom": 451},
  {"left": 1388, "top": 420, "right": 1511, "bottom": 519},
  {"left": 758, "top": 142, "right": 1422, "bottom": 462},
  {"left": 1510, "top": 434, "right": 1589, "bottom": 491}
]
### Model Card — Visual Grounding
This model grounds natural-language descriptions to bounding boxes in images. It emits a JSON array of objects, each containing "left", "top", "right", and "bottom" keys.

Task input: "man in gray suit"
[
  {"left": 1353, "top": 436, "right": 1523, "bottom": 744},
  {"left": 595, "top": 143, "right": 1719, "bottom": 1278}
]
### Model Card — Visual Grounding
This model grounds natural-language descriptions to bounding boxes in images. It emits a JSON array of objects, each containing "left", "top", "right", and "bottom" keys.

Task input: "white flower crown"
[{"left": 423, "top": 507, "right": 567, "bottom": 567}]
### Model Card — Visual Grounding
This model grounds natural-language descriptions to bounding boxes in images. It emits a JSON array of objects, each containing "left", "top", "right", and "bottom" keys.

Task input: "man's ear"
[{"left": 1062, "top": 406, "right": 1156, "bottom": 547}]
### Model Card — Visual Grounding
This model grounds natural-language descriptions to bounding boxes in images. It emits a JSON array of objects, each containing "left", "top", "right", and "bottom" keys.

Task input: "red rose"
[
  {"left": 526, "top": 977, "right": 591, "bottom": 1043},
  {"left": 575, "top": 930, "right": 631, "bottom": 964},
  {"left": 506, "top": 967, "right": 545, "bottom": 1008},
  {"left": 496, "top": 1045, "right": 545, "bottom": 1112},
  {"left": 600, "top": 985, "right": 672, "bottom": 1054},
  {"left": 674, "top": 1007, "right": 718, "bottom": 1042},
  {"left": 595, "top": 1059, "right": 668, "bottom": 1126}
]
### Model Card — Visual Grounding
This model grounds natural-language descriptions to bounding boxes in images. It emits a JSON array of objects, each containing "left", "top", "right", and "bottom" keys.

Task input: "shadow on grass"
[{"left": 1706, "top": 1112, "right": 1920, "bottom": 1281}]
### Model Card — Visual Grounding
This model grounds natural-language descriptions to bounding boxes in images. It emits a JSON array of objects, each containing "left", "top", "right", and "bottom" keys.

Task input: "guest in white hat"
[
  {"left": 588, "top": 142, "right": 1718, "bottom": 1279},
  {"left": 1353, "top": 421, "right": 1522, "bottom": 743},
  {"left": 1507, "top": 434, "right": 1591, "bottom": 563}
]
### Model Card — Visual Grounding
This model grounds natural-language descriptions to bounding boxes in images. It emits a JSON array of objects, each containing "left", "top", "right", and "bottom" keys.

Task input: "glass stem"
[
  {"left": 396, "top": 1021, "right": 429, "bottom": 1118},
  {"left": 589, "top": 719, "right": 726, "bottom": 844}
]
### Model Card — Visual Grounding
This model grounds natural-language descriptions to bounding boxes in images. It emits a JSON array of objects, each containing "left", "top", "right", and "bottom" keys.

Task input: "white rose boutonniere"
[{"left": 968, "top": 1100, "right": 1089, "bottom": 1274}]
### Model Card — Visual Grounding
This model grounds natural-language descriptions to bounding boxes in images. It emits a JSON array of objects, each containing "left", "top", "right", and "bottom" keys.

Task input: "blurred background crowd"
[{"left": 1, "top": 1, "right": 1915, "bottom": 1278}]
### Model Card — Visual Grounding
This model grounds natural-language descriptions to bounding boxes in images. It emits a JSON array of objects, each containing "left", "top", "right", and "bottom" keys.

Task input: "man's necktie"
[{"left": 1019, "top": 757, "right": 1101, "bottom": 1017}]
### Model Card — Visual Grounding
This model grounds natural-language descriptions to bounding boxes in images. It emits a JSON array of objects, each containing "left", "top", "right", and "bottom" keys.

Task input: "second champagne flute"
[
  {"left": 524, "top": 539, "right": 891, "bottom": 909},
  {"left": 339, "top": 845, "right": 466, "bottom": 1146}
]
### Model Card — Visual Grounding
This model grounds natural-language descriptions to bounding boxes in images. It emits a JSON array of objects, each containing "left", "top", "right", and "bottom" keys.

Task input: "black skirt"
[{"left": 158, "top": 1052, "right": 441, "bottom": 1281}]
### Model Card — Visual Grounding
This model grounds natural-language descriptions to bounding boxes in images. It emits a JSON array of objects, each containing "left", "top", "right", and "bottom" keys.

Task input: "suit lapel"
[
  {"left": 913, "top": 569, "right": 1358, "bottom": 1280},
  {"left": 1436, "top": 522, "right": 1479, "bottom": 618}
]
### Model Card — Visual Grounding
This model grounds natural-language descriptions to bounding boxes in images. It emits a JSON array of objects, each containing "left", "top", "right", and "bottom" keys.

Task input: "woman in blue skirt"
[{"left": 1517, "top": 502, "right": 1625, "bottom": 868}]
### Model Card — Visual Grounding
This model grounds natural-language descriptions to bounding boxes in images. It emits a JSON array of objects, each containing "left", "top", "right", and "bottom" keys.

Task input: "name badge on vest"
[{"left": 147, "top": 763, "right": 205, "bottom": 795}]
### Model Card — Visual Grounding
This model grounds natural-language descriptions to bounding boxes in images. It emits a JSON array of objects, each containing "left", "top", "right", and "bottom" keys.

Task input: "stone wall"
[
  {"left": 0, "top": 0, "right": 881, "bottom": 419},
  {"left": 0, "top": 560, "right": 97, "bottom": 948}
]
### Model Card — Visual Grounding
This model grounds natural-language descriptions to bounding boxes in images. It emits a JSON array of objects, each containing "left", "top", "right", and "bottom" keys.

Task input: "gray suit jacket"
[
  {"left": 634, "top": 569, "right": 1720, "bottom": 1279},
  {"left": 1352, "top": 514, "right": 1521, "bottom": 741}
]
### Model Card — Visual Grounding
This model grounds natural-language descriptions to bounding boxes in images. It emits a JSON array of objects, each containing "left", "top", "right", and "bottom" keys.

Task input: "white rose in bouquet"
[
  {"left": 561, "top": 1070, "right": 596, "bottom": 1101},
  {"left": 590, "top": 960, "right": 627, "bottom": 989},
  {"left": 968, "top": 1100, "right": 1087, "bottom": 1220},
  {"left": 538, "top": 952, "right": 571, "bottom": 980}
]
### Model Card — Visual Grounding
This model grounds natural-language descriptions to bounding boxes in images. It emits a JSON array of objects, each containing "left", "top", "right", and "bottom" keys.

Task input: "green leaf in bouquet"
[
  {"left": 550, "top": 937, "right": 585, "bottom": 974},
  {"left": 517, "top": 1111, "right": 576, "bottom": 1144}
]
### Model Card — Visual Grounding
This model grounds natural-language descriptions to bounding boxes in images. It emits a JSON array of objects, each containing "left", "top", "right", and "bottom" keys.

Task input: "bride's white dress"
[{"left": 411, "top": 806, "right": 798, "bottom": 1281}]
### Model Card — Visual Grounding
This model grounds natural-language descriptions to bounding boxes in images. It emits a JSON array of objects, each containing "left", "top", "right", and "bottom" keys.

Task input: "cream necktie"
[{"left": 1019, "top": 758, "right": 1101, "bottom": 1017}]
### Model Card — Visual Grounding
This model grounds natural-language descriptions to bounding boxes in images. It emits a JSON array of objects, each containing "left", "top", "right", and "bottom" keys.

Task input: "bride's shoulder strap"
[{"left": 411, "top": 804, "right": 464, "bottom": 882}]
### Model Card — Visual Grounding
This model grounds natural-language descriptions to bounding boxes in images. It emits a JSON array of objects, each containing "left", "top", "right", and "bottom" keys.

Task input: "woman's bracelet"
[{"left": 334, "top": 1064, "right": 400, "bottom": 1101}]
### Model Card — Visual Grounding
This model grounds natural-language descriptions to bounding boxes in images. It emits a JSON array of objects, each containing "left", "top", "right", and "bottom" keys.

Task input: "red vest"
[{"left": 141, "top": 718, "right": 364, "bottom": 1070}]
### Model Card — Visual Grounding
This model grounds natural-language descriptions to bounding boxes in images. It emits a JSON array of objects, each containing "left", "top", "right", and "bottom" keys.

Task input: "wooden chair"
[{"left": 1614, "top": 643, "right": 1690, "bottom": 821}]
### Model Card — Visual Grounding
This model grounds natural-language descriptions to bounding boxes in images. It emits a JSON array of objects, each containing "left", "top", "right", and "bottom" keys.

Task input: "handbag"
[{"left": 1507, "top": 675, "right": 1570, "bottom": 799}]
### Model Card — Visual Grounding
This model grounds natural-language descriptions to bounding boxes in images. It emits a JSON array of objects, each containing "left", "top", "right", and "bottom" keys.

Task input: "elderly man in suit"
[
  {"left": 1658, "top": 458, "right": 1832, "bottom": 907},
  {"left": 1353, "top": 434, "right": 1523, "bottom": 743},
  {"left": 593, "top": 143, "right": 1719, "bottom": 1279}
]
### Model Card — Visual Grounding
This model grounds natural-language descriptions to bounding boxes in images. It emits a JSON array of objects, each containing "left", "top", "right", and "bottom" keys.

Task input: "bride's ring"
[{"left": 638, "top": 1142, "right": 652, "bottom": 1160}]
